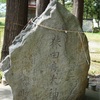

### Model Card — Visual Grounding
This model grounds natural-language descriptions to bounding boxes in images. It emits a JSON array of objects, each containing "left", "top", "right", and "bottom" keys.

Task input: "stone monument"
[{"left": 3, "top": 1, "right": 90, "bottom": 100}]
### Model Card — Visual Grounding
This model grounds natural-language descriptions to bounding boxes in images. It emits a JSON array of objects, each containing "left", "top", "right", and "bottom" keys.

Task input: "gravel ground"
[
  {"left": 0, "top": 84, "right": 13, "bottom": 100},
  {"left": 88, "top": 75, "right": 100, "bottom": 92},
  {"left": 0, "top": 83, "right": 100, "bottom": 100}
]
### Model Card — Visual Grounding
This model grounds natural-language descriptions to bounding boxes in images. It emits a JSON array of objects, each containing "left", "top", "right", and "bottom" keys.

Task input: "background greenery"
[
  {"left": 0, "top": 0, "right": 6, "bottom": 3},
  {"left": 84, "top": 0, "right": 100, "bottom": 19},
  {"left": 0, "top": 17, "right": 4, "bottom": 80},
  {"left": 0, "top": 17, "right": 5, "bottom": 26},
  {"left": 85, "top": 32, "right": 100, "bottom": 75}
]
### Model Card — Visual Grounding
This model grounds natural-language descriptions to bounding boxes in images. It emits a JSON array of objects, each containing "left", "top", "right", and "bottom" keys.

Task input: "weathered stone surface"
[{"left": 5, "top": 1, "right": 90, "bottom": 100}]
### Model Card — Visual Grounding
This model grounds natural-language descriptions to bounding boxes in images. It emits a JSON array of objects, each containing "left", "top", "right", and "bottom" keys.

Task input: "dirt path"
[{"left": 0, "top": 84, "right": 13, "bottom": 100}]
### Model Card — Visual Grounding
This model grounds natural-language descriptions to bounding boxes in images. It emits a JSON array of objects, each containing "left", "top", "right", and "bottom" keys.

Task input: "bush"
[
  {"left": 0, "top": 71, "right": 2, "bottom": 80},
  {"left": 0, "top": 21, "right": 5, "bottom": 26},
  {"left": 0, "top": 0, "right": 6, "bottom": 3},
  {"left": 93, "top": 27, "right": 100, "bottom": 33}
]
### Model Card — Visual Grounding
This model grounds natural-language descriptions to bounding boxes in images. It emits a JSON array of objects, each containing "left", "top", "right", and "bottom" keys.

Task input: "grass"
[
  {"left": 0, "top": 20, "right": 4, "bottom": 59},
  {"left": 85, "top": 32, "right": 100, "bottom": 42},
  {"left": 85, "top": 32, "right": 100, "bottom": 75},
  {"left": 0, "top": 71, "right": 2, "bottom": 80},
  {"left": 0, "top": 17, "right": 5, "bottom": 26},
  {"left": 0, "top": 28, "right": 4, "bottom": 58},
  {"left": 0, "top": 25, "right": 4, "bottom": 81},
  {"left": 0, "top": 17, "right": 5, "bottom": 42}
]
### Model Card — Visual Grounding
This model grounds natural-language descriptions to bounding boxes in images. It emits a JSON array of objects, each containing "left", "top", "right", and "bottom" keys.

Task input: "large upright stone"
[{"left": 5, "top": 1, "right": 90, "bottom": 100}]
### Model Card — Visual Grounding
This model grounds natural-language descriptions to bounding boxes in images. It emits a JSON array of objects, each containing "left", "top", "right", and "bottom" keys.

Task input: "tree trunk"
[
  {"left": 36, "top": 0, "right": 50, "bottom": 17},
  {"left": 1, "top": 0, "right": 28, "bottom": 60},
  {"left": 73, "top": 0, "right": 84, "bottom": 28}
]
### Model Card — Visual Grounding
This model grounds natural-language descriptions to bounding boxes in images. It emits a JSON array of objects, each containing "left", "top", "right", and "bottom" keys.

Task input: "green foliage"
[
  {"left": 93, "top": 27, "right": 100, "bottom": 33},
  {"left": 95, "top": 0, "right": 100, "bottom": 20},
  {"left": 0, "top": 17, "right": 5, "bottom": 26},
  {"left": 0, "top": 0, "right": 6, "bottom": 3},
  {"left": 84, "top": 0, "right": 100, "bottom": 20},
  {"left": 0, "top": 27, "right": 4, "bottom": 58},
  {"left": 0, "top": 21, "right": 5, "bottom": 26},
  {"left": 84, "top": 0, "right": 94, "bottom": 18},
  {"left": 0, "top": 17, "right": 4, "bottom": 58},
  {"left": 0, "top": 71, "right": 2, "bottom": 80},
  {"left": 65, "top": 3, "right": 73, "bottom": 12}
]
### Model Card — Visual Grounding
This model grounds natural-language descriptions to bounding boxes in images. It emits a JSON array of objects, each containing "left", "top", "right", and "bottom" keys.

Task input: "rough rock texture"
[{"left": 5, "top": 1, "right": 90, "bottom": 100}]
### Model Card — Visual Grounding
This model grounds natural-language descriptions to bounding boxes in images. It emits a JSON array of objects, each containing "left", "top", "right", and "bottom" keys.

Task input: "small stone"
[{"left": 65, "top": 30, "right": 68, "bottom": 33}]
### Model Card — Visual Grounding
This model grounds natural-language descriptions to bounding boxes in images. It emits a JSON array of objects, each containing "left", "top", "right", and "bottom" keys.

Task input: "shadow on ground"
[
  {"left": 0, "top": 84, "right": 100, "bottom": 100},
  {"left": 84, "top": 89, "right": 100, "bottom": 100}
]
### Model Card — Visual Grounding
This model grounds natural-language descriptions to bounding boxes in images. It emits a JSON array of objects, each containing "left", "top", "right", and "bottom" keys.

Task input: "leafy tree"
[
  {"left": 84, "top": 0, "right": 100, "bottom": 27},
  {"left": 0, "top": 0, "right": 6, "bottom": 3},
  {"left": 84, "top": 0, "right": 100, "bottom": 20},
  {"left": 94, "top": 0, "right": 100, "bottom": 26},
  {"left": 84, "top": 0, "right": 95, "bottom": 19}
]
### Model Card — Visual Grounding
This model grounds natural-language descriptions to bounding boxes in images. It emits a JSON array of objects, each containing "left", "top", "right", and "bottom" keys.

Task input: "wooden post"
[
  {"left": 1, "top": 0, "right": 28, "bottom": 60},
  {"left": 73, "top": 0, "right": 84, "bottom": 28}
]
